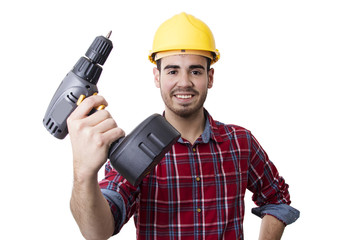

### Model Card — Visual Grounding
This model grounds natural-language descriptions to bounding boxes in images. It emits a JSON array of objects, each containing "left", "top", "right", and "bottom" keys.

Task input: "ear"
[
  {"left": 207, "top": 68, "right": 214, "bottom": 89},
  {"left": 153, "top": 67, "right": 160, "bottom": 88}
]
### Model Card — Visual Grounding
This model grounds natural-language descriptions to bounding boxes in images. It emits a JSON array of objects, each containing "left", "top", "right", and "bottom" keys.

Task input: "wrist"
[
  {"left": 73, "top": 166, "right": 99, "bottom": 185},
  {"left": 72, "top": 154, "right": 106, "bottom": 182}
]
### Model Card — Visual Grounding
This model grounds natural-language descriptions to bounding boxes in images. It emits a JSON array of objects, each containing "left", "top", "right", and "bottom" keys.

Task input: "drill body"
[
  {"left": 43, "top": 71, "right": 98, "bottom": 139},
  {"left": 43, "top": 33, "right": 112, "bottom": 139}
]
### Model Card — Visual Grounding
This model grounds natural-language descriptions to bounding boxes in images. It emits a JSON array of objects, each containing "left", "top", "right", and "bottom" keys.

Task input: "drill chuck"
[
  {"left": 73, "top": 32, "right": 113, "bottom": 84},
  {"left": 85, "top": 31, "right": 113, "bottom": 65}
]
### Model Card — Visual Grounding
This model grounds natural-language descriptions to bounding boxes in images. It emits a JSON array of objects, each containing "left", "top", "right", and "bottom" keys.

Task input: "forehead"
[{"left": 160, "top": 54, "right": 207, "bottom": 68}]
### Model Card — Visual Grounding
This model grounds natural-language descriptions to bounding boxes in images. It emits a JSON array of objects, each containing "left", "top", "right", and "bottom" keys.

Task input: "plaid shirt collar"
[{"left": 170, "top": 109, "right": 225, "bottom": 144}]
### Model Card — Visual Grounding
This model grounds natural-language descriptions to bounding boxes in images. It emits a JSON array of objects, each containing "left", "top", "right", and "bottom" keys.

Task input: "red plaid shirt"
[{"left": 99, "top": 110, "right": 297, "bottom": 239}]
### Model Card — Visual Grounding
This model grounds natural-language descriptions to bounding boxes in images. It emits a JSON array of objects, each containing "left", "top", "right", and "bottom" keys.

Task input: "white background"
[{"left": 1, "top": 0, "right": 359, "bottom": 239}]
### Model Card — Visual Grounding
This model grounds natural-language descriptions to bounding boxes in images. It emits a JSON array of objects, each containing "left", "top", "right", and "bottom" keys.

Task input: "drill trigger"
[{"left": 77, "top": 94, "right": 86, "bottom": 106}]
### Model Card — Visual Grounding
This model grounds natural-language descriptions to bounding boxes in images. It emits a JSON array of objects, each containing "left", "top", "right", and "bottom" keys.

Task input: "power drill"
[{"left": 43, "top": 32, "right": 180, "bottom": 186}]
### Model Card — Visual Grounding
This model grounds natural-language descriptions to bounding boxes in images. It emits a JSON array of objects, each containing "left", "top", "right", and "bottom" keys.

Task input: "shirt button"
[
  {"left": 197, "top": 208, "right": 202, "bottom": 213},
  {"left": 192, "top": 147, "right": 196, "bottom": 152},
  {"left": 196, "top": 177, "right": 201, "bottom": 182}
]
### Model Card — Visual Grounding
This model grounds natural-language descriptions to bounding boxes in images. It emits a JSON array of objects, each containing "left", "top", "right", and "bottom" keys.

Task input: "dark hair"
[{"left": 156, "top": 57, "right": 212, "bottom": 72}]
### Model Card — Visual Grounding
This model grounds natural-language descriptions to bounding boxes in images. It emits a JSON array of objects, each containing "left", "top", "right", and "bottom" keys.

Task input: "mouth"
[
  {"left": 171, "top": 88, "right": 198, "bottom": 103},
  {"left": 175, "top": 94, "right": 194, "bottom": 99}
]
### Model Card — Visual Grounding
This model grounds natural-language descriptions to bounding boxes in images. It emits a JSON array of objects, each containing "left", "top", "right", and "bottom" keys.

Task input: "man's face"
[{"left": 153, "top": 54, "right": 214, "bottom": 118}]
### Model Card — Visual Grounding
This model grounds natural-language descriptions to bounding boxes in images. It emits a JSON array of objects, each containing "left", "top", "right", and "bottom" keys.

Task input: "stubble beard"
[{"left": 161, "top": 87, "right": 208, "bottom": 119}]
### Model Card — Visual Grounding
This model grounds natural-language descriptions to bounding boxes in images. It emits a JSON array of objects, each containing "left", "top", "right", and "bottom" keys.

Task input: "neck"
[{"left": 164, "top": 108, "right": 206, "bottom": 145}]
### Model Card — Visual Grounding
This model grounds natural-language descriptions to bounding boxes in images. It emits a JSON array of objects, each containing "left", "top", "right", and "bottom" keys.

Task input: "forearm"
[
  {"left": 258, "top": 215, "right": 285, "bottom": 240},
  {"left": 70, "top": 174, "right": 114, "bottom": 240},
  {"left": 66, "top": 95, "right": 124, "bottom": 239}
]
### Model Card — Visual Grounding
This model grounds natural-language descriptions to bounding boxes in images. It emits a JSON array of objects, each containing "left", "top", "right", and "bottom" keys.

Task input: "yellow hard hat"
[{"left": 149, "top": 12, "right": 220, "bottom": 65}]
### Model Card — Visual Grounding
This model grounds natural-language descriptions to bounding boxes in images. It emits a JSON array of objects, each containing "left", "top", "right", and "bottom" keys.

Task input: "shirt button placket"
[{"left": 192, "top": 144, "right": 203, "bottom": 238}]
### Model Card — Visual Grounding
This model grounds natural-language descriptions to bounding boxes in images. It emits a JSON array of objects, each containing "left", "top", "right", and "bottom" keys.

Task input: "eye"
[
  {"left": 167, "top": 70, "right": 177, "bottom": 75},
  {"left": 191, "top": 70, "right": 203, "bottom": 75}
]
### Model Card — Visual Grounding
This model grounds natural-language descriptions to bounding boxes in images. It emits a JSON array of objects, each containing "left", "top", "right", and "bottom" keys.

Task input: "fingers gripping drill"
[{"left": 43, "top": 32, "right": 180, "bottom": 186}]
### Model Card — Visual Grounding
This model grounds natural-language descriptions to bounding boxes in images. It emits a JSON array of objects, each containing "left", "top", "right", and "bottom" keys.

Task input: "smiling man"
[{"left": 68, "top": 12, "right": 299, "bottom": 240}]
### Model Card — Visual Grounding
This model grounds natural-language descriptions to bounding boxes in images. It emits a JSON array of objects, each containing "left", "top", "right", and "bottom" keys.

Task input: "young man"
[{"left": 68, "top": 12, "right": 299, "bottom": 240}]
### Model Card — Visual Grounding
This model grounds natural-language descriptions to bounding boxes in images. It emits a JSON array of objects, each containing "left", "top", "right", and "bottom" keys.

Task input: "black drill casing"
[{"left": 109, "top": 114, "right": 180, "bottom": 186}]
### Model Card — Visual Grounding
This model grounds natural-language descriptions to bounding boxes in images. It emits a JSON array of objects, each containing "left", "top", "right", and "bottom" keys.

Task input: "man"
[{"left": 68, "top": 12, "right": 299, "bottom": 240}]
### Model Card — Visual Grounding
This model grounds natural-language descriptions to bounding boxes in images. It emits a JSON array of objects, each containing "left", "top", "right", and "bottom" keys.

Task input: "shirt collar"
[
  {"left": 201, "top": 114, "right": 211, "bottom": 143},
  {"left": 163, "top": 109, "right": 225, "bottom": 144},
  {"left": 203, "top": 109, "right": 225, "bottom": 143}
]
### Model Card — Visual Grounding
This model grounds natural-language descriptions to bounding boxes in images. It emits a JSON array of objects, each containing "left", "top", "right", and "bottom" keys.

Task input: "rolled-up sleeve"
[
  {"left": 252, "top": 204, "right": 300, "bottom": 225},
  {"left": 99, "top": 161, "right": 140, "bottom": 235},
  {"left": 101, "top": 189, "right": 126, "bottom": 234}
]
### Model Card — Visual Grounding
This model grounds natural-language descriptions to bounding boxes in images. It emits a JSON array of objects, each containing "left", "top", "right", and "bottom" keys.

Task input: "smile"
[{"left": 175, "top": 94, "right": 193, "bottom": 99}]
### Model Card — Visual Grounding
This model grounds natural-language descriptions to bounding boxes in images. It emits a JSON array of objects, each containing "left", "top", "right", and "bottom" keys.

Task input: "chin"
[{"left": 170, "top": 105, "right": 204, "bottom": 118}]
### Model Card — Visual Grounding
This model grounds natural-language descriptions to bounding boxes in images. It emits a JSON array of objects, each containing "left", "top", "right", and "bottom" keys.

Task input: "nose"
[{"left": 177, "top": 72, "right": 194, "bottom": 88}]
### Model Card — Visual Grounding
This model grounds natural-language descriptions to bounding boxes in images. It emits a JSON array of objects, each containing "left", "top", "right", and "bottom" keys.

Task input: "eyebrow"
[
  {"left": 164, "top": 65, "right": 180, "bottom": 70},
  {"left": 189, "top": 64, "right": 205, "bottom": 70},
  {"left": 163, "top": 64, "right": 205, "bottom": 70}
]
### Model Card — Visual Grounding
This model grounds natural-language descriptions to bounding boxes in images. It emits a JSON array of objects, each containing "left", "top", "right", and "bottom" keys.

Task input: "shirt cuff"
[
  {"left": 251, "top": 204, "right": 300, "bottom": 225},
  {"left": 101, "top": 189, "right": 126, "bottom": 233}
]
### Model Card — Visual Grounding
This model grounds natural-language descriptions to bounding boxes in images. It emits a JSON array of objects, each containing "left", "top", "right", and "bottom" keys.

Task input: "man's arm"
[
  {"left": 247, "top": 133, "right": 300, "bottom": 239},
  {"left": 67, "top": 95, "right": 124, "bottom": 239},
  {"left": 259, "top": 215, "right": 285, "bottom": 240},
  {"left": 70, "top": 174, "right": 115, "bottom": 240}
]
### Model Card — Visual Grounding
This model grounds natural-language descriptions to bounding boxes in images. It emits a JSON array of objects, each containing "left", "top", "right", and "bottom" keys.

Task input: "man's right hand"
[
  {"left": 67, "top": 95, "right": 122, "bottom": 239},
  {"left": 67, "top": 94, "right": 125, "bottom": 180}
]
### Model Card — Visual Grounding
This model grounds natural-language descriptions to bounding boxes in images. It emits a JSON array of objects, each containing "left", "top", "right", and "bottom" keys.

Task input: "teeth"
[{"left": 176, "top": 95, "right": 192, "bottom": 99}]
